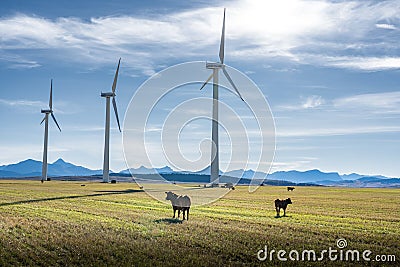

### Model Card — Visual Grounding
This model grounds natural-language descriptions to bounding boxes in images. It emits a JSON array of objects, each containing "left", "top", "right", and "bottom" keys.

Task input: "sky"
[{"left": 0, "top": 0, "right": 399, "bottom": 177}]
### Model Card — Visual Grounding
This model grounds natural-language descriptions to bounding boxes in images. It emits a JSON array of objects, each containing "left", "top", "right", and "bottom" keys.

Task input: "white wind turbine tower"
[
  {"left": 101, "top": 58, "right": 122, "bottom": 183},
  {"left": 40, "top": 79, "right": 61, "bottom": 182},
  {"left": 200, "top": 8, "right": 245, "bottom": 184}
]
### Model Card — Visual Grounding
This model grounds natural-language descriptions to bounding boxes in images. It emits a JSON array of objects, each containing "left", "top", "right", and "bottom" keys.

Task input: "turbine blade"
[
  {"left": 40, "top": 116, "right": 46, "bottom": 125},
  {"left": 112, "top": 97, "right": 121, "bottom": 132},
  {"left": 200, "top": 73, "right": 213, "bottom": 90},
  {"left": 112, "top": 58, "right": 121, "bottom": 94},
  {"left": 49, "top": 79, "right": 53, "bottom": 109},
  {"left": 223, "top": 68, "right": 244, "bottom": 101},
  {"left": 51, "top": 113, "right": 61, "bottom": 132},
  {"left": 219, "top": 8, "right": 226, "bottom": 64}
]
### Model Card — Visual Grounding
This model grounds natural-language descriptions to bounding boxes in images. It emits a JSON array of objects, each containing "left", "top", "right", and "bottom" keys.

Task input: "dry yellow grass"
[{"left": 0, "top": 180, "right": 398, "bottom": 266}]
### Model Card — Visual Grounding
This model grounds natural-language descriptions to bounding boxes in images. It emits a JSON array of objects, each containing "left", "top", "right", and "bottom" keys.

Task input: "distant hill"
[
  {"left": 0, "top": 170, "right": 21, "bottom": 177},
  {"left": 267, "top": 169, "right": 343, "bottom": 184},
  {"left": 48, "top": 159, "right": 102, "bottom": 176},
  {"left": 120, "top": 165, "right": 174, "bottom": 175},
  {"left": 120, "top": 165, "right": 223, "bottom": 176},
  {"left": 224, "top": 169, "right": 267, "bottom": 179},
  {"left": 1, "top": 159, "right": 399, "bottom": 187},
  {"left": 186, "top": 166, "right": 223, "bottom": 175},
  {"left": 340, "top": 173, "right": 364, "bottom": 180},
  {"left": 320, "top": 177, "right": 400, "bottom": 188},
  {"left": 131, "top": 173, "right": 319, "bottom": 187},
  {"left": 0, "top": 158, "right": 101, "bottom": 177},
  {"left": 0, "top": 159, "right": 42, "bottom": 176}
]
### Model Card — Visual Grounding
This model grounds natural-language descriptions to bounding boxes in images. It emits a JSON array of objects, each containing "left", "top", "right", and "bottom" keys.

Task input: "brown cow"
[
  {"left": 287, "top": 187, "right": 295, "bottom": 191},
  {"left": 275, "top": 198, "right": 292, "bottom": 217}
]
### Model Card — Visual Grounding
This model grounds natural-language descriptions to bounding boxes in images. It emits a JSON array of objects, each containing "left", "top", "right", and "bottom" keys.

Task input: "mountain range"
[
  {"left": 0, "top": 159, "right": 399, "bottom": 188},
  {"left": 0, "top": 158, "right": 102, "bottom": 177}
]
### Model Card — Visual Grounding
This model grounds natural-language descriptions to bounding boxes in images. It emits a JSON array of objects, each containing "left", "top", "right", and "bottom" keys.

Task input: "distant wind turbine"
[
  {"left": 101, "top": 58, "right": 122, "bottom": 183},
  {"left": 40, "top": 79, "right": 61, "bottom": 182},
  {"left": 199, "top": 8, "right": 245, "bottom": 183}
]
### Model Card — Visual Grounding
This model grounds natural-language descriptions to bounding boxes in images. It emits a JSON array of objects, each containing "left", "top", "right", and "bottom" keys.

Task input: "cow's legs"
[
  {"left": 283, "top": 208, "right": 286, "bottom": 216},
  {"left": 276, "top": 207, "right": 280, "bottom": 217},
  {"left": 173, "top": 207, "right": 176, "bottom": 218},
  {"left": 187, "top": 208, "right": 190, "bottom": 221},
  {"left": 177, "top": 209, "right": 181, "bottom": 218}
]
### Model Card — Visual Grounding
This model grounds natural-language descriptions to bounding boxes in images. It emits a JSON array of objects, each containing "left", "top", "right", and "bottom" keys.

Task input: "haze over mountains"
[{"left": 0, "top": 159, "right": 399, "bottom": 188}]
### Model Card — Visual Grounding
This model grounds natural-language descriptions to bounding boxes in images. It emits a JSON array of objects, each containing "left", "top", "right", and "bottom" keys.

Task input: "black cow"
[{"left": 274, "top": 198, "right": 292, "bottom": 217}]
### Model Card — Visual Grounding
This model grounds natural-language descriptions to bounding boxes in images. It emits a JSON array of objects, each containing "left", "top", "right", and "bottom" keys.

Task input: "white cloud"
[
  {"left": 302, "top": 95, "right": 324, "bottom": 109},
  {"left": 278, "top": 91, "right": 400, "bottom": 114},
  {"left": 277, "top": 95, "right": 325, "bottom": 110},
  {"left": 375, "top": 23, "right": 397, "bottom": 30},
  {"left": 277, "top": 125, "right": 400, "bottom": 137},
  {"left": 333, "top": 91, "right": 400, "bottom": 114},
  {"left": 0, "top": 54, "right": 41, "bottom": 69},
  {"left": 274, "top": 91, "right": 400, "bottom": 141},
  {"left": 0, "top": 98, "right": 74, "bottom": 114},
  {"left": 0, "top": 99, "right": 45, "bottom": 108},
  {"left": 0, "top": 0, "right": 399, "bottom": 72},
  {"left": 324, "top": 56, "right": 400, "bottom": 71}
]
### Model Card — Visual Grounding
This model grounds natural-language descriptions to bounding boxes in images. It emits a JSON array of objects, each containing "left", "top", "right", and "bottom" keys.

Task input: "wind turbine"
[
  {"left": 200, "top": 8, "right": 245, "bottom": 184},
  {"left": 101, "top": 58, "right": 122, "bottom": 183},
  {"left": 40, "top": 79, "right": 61, "bottom": 182}
]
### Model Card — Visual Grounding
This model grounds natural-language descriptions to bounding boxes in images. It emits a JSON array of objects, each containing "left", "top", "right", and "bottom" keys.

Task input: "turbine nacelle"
[
  {"left": 41, "top": 109, "right": 52, "bottom": 114},
  {"left": 101, "top": 92, "right": 115, "bottom": 98},
  {"left": 206, "top": 62, "right": 224, "bottom": 69}
]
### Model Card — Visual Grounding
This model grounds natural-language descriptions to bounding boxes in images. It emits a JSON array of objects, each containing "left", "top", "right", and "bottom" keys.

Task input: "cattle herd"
[{"left": 165, "top": 186, "right": 295, "bottom": 220}]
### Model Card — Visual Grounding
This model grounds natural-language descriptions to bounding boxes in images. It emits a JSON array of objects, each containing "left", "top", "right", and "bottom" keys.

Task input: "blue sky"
[{"left": 0, "top": 0, "right": 399, "bottom": 177}]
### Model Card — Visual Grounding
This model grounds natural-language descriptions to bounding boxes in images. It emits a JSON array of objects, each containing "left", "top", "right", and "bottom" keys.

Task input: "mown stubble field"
[{"left": 0, "top": 180, "right": 398, "bottom": 266}]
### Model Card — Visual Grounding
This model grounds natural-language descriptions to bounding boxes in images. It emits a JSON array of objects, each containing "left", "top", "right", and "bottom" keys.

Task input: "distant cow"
[
  {"left": 223, "top": 183, "right": 234, "bottom": 189},
  {"left": 287, "top": 187, "right": 295, "bottom": 191},
  {"left": 165, "top": 191, "right": 191, "bottom": 220},
  {"left": 275, "top": 198, "right": 292, "bottom": 217}
]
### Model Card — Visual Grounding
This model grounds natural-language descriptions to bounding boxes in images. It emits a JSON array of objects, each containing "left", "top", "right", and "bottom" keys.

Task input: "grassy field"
[{"left": 0, "top": 180, "right": 398, "bottom": 266}]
